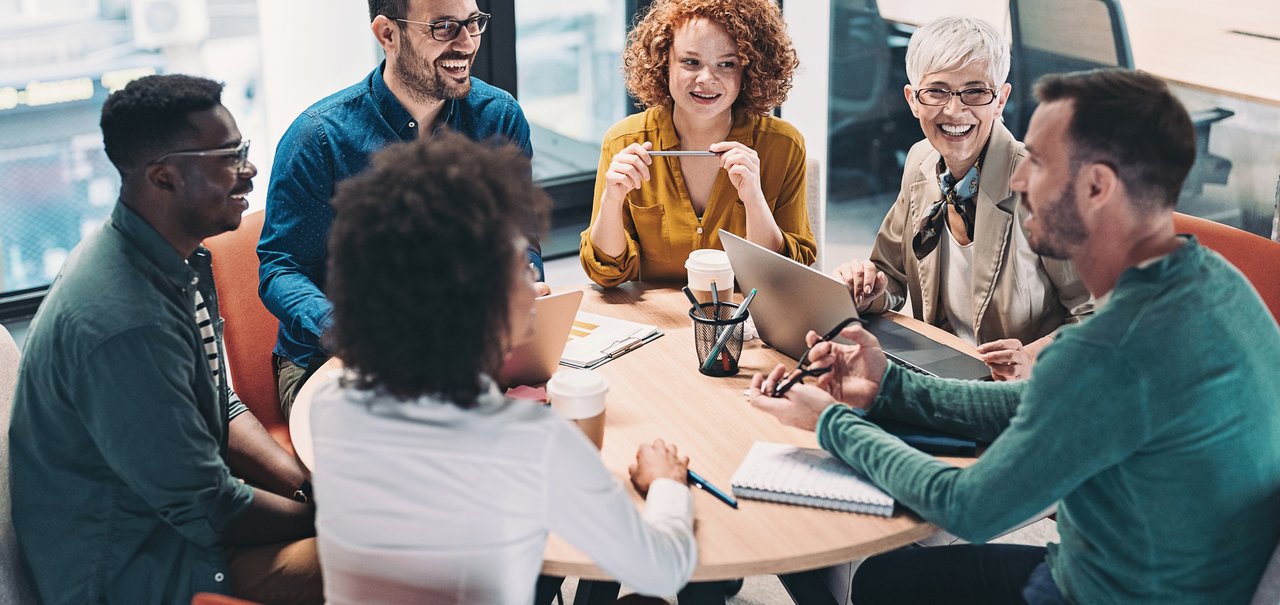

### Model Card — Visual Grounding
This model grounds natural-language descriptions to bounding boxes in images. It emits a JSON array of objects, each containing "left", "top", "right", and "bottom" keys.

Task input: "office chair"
[
  {"left": 806, "top": 157, "right": 826, "bottom": 272},
  {"left": 205, "top": 210, "right": 295, "bottom": 454},
  {"left": 1006, "top": 0, "right": 1233, "bottom": 200},
  {"left": 827, "top": 0, "right": 917, "bottom": 196},
  {"left": 1173, "top": 212, "right": 1280, "bottom": 323},
  {"left": 0, "top": 325, "right": 37, "bottom": 605},
  {"left": 191, "top": 593, "right": 262, "bottom": 605}
]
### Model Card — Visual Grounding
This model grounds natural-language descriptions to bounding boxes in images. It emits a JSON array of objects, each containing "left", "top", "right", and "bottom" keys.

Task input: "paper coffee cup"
[
  {"left": 546, "top": 369, "right": 608, "bottom": 449},
  {"left": 685, "top": 249, "right": 734, "bottom": 304}
]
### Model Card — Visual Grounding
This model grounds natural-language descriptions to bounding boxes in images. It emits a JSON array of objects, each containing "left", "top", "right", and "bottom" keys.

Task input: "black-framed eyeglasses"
[
  {"left": 915, "top": 87, "right": 997, "bottom": 107},
  {"left": 395, "top": 11, "right": 490, "bottom": 42},
  {"left": 149, "top": 139, "right": 251, "bottom": 173},
  {"left": 771, "top": 317, "right": 863, "bottom": 397}
]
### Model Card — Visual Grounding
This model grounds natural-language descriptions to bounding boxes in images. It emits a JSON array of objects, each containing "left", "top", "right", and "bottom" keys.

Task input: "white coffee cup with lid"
[
  {"left": 546, "top": 369, "right": 608, "bottom": 449},
  {"left": 684, "top": 249, "right": 734, "bottom": 305}
]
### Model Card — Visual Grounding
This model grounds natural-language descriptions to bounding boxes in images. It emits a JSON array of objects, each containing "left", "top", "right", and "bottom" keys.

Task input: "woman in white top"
[{"left": 310, "top": 132, "right": 698, "bottom": 604}]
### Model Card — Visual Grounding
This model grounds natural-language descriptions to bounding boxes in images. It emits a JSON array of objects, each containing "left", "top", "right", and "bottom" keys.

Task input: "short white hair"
[{"left": 905, "top": 17, "right": 1010, "bottom": 89}]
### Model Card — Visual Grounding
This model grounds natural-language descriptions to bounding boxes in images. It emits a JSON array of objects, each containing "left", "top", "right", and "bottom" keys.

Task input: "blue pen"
[{"left": 687, "top": 469, "right": 738, "bottom": 509}]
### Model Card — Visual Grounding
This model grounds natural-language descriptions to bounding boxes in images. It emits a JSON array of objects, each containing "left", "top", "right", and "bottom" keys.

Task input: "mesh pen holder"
[{"left": 689, "top": 302, "right": 750, "bottom": 377}]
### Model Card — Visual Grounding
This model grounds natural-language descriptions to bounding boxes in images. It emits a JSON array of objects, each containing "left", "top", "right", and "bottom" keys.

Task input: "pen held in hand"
[
  {"left": 687, "top": 469, "right": 738, "bottom": 509},
  {"left": 648, "top": 150, "right": 719, "bottom": 156}
]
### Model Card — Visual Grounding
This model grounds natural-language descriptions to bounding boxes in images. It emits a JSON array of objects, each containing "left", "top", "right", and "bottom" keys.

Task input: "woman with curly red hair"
[{"left": 579, "top": 0, "right": 815, "bottom": 287}]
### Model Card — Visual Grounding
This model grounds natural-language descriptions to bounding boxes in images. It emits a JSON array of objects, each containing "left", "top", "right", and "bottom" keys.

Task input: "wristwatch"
[{"left": 291, "top": 479, "right": 313, "bottom": 504}]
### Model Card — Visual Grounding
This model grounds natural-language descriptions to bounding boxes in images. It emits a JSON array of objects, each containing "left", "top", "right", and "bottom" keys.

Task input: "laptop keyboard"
[{"left": 886, "top": 353, "right": 930, "bottom": 375}]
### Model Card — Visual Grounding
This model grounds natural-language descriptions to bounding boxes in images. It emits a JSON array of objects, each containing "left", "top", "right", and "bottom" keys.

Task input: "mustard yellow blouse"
[{"left": 579, "top": 106, "right": 816, "bottom": 287}]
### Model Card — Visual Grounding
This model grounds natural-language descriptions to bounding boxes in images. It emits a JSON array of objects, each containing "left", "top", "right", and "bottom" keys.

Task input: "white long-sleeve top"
[{"left": 309, "top": 376, "right": 697, "bottom": 604}]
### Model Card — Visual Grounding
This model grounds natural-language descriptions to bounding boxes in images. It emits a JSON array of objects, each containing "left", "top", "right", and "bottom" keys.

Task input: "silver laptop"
[
  {"left": 499, "top": 289, "right": 584, "bottom": 387},
  {"left": 719, "top": 230, "right": 991, "bottom": 380}
]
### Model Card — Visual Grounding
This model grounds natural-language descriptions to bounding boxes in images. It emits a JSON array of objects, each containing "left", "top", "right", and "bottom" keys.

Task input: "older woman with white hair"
[{"left": 832, "top": 16, "right": 1091, "bottom": 380}]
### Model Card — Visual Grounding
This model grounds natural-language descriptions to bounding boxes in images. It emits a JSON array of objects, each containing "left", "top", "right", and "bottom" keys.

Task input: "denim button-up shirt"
[{"left": 258, "top": 62, "right": 535, "bottom": 368}]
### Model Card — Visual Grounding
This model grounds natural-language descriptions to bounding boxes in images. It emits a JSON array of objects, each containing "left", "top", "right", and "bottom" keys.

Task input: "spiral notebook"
[{"left": 729, "top": 442, "right": 895, "bottom": 516}]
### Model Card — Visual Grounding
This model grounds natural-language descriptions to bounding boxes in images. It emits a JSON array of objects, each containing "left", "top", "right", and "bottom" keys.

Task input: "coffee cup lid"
[
  {"left": 684, "top": 248, "right": 732, "bottom": 273},
  {"left": 547, "top": 369, "right": 608, "bottom": 398}
]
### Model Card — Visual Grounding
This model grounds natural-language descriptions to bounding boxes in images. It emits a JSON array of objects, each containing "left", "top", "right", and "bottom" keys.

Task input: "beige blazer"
[{"left": 865, "top": 122, "right": 1093, "bottom": 344}]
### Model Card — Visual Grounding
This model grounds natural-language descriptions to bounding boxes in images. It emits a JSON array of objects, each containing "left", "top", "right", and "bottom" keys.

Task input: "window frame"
[{"left": 0, "top": 0, "right": 653, "bottom": 320}]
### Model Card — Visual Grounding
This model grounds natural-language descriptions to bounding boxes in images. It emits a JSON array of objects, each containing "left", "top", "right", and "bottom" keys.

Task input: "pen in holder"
[{"left": 689, "top": 302, "right": 749, "bottom": 377}]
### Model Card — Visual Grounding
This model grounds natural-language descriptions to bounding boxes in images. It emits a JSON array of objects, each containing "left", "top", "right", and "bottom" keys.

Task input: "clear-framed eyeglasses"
[
  {"left": 395, "top": 11, "right": 490, "bottom": 42},
  {"left": 149, "top": 139, "right": 251, "bottom": 173},
  {"left": 914, "top": 87, "right": 997, "bottom": 107}
]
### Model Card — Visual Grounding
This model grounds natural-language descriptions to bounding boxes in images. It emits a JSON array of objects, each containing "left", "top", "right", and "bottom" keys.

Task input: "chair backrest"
[
  {"left": 1273, "top": 174, "right": 1279, "bottom": 243},
  {"left": 828, "top": 0, "right": 892, "bottom": 125},
  {"left": 1173, "top": 212, "right": 1280, "bottom": 324},
  {"left": 806, "top": 156, "right": 826, "bottom": 272},
  {"left": 192, "top": 592, "right": 263, "bottom": 605},
  {"left": 1, "top": 324, "right": 38, "bottom": 604},
  {"left": 1007, "top": 0, "right": 1132, "bottom": 137},
  {"left": 204, "top": 210, "right": 293, "bottom": 454}
]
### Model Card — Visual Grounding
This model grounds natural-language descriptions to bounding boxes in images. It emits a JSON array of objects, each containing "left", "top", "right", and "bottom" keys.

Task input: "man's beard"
[
  {"left": 1026, "top": 180, "right": 1089, "bottom": 260},
  {"left": 394, "top": 41, "right": 472, "bottom": 104}
]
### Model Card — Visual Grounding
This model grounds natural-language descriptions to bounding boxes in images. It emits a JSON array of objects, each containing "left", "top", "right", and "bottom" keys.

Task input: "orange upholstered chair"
[
  {"left": 191, "top": 592, "right": 262, "bottom": 605},
  {"left": 205, "top": 210, "right": 293, "bottom": 454},
  {"left": 1173, "top": 212, "right": 1280, "bottom": 324}
]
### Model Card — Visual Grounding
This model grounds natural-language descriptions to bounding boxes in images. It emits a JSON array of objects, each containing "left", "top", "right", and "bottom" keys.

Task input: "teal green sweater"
[{"left": 817, "top": 238, "right": 1280, "bottom": 603}]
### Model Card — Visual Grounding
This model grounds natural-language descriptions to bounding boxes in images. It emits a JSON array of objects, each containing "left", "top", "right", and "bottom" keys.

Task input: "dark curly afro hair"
[{"left": 326, "top": 131, "right": 550, "bottom": 404}]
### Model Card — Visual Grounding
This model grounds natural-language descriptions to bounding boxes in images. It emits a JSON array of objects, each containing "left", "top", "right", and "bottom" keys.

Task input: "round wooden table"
[{"left": 291, "top": 282, "right": 978, "bottom": 583}]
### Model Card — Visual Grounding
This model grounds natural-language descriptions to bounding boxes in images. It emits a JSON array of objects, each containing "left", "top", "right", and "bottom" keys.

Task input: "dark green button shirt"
[
  {"left": 9, "top": 202, "right": 254, "bottom": 604},
  {"left": 818, "top": 237, "right": 1280, "bottom": 604}
]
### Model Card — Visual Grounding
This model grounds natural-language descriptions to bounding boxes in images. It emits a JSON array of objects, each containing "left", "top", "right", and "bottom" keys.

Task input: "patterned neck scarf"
[{"left": 912, "top": 156, "right": 982, "bottom": 260}]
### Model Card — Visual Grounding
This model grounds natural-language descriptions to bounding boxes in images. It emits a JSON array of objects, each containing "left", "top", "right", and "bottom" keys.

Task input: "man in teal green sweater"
[{"left": 749, "top": 69, "right": 1280, "bottom": 604}]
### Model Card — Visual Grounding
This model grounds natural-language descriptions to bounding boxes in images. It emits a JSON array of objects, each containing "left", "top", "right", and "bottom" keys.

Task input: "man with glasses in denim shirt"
[
  {"left": 10, "top": 74, "right": 321, "bottom": 605},
  {"left": 259, "top": 0, "right": 543, "bottom": 418}
]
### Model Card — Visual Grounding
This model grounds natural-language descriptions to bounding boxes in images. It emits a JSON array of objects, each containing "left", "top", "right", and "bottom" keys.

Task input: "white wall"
[
  {"left": 782, "top": 0, "right": 831, "bottom": 267},
  {"left": 253, "top": 0, "right": 377, "bottom": 212}
]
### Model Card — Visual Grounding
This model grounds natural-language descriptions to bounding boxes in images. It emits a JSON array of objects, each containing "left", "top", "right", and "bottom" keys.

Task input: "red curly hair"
[{"left": 623, "top": 0, "right": 798, "bottom": 115}]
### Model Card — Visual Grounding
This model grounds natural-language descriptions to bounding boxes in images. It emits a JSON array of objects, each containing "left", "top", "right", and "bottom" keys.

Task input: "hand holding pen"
[
  {"left": 755, "top": 318, "right": 886, "bottom": 412},
  {"left": 770, "top": 317, "right": 862, "bottom": 397}
]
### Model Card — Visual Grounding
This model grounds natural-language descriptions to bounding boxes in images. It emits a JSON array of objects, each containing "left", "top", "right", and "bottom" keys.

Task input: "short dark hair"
[
  {"left": 368, "top": 0, "right": 408, "bottom": 22},
  {"left": 326, "top": 132, "right": 550, "bottom": 404},
  {"left": 99, "top": 74, "right": 224, "bottom": 175},
  {"left": 1034, "top": 69, "right": 1195, "bottom": 209}
]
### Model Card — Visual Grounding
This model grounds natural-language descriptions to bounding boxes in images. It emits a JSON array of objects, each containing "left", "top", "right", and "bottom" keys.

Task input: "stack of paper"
[{"left": 559, "top": 312, "right": 662, "bottom": 369}]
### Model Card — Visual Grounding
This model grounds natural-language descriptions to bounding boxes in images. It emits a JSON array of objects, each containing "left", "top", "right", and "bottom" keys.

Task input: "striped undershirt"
[
  {"left": 193, "top": 289, "right": 224, "bottom": 386},
  {"left": 191, "top": 287, "right": 245, "bottom": 421}
]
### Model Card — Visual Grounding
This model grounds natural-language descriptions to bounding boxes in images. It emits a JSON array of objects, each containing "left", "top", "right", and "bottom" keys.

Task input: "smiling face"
[
  {"left": 667, "top": 17, "right": 743, "bottom": 126},
  {"left": 905, "top": 62, "right": 1010, "bottom": 175},
  {"left": 163, "top": 105, "right": 256, "bottom": 240},
  {"left": 391, "top": 0, "right": 482, "bottom": 103},
  {"left": 1011, "top": 100, "right": 1089, "bottom": 260}
]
